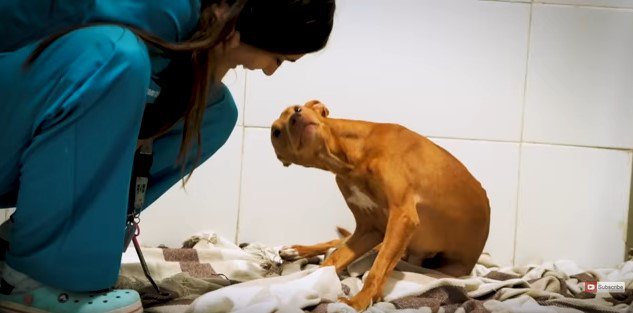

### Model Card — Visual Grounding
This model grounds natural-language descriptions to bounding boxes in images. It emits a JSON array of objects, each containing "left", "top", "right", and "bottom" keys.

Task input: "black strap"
[
  {"left": 124, "top": 140, "right": 153, "bottom": 251},
  {"left": 128, "top": 140, "right": 154, "bottom": 221},
  {"left": 0, "top": 278, "right": 14, "bottom": 295},
  {"left": 125, "top": 140, "right": 168, "bottom": 296},
  {"left": 137, "top": 58, "right": 190, "bottom": 140}
]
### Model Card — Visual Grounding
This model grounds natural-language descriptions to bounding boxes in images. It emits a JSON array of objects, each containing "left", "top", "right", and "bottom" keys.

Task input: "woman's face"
[
  {"left": 212, "top": 4, "right": 306, "bottom": 77},
  {"left": 225, "top": 38, "right": 305, "bottom": 76}
]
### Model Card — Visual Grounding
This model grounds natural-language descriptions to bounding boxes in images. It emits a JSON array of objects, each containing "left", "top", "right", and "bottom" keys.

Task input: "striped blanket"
[{"left": 116, "top": 232, "right": 633, "bottom": 313}]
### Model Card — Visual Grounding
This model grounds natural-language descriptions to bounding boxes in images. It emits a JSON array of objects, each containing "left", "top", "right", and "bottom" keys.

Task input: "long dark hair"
[{"left": 25, "top": 0, "right": 335, "bottom": 178}]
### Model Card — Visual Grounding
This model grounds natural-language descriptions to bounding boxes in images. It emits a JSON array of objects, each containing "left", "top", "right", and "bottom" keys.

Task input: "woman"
[{"left": 0, "top": 0, "right": 336, "bottom": 311}]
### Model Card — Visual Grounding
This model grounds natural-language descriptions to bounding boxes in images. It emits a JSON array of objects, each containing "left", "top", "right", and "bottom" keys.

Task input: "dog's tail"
[{"left": 336, "top": 226, "right": 352, "bottom": 238}]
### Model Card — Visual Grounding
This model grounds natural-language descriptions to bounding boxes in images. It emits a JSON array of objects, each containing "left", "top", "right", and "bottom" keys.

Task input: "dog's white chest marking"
[{"left": 346, "top": 186, "right": 379, "bottom": 213}]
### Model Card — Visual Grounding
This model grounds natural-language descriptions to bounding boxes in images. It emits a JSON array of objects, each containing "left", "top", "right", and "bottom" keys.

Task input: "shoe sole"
[{"left": 0, "top": 300, "right": 143, "bottom": 313}]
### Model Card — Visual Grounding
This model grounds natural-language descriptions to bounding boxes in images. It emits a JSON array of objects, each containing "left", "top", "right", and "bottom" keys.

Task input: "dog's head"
[{"left": 270, "top": 100, "right": 332, "bottom": 168}]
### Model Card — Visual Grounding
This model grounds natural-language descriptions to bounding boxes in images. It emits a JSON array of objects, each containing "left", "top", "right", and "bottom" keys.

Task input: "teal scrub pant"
[{"left": 0, "top": 25, "right": 237, "bottom": 291}]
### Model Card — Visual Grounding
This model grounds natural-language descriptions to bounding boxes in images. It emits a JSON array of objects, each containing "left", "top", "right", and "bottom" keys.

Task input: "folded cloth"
[
  {"left": 186, "top": 266, "right": 343, "bottom": 313},
  {"left": 119, "top": 232, "right": 633, "bottom": 313}
]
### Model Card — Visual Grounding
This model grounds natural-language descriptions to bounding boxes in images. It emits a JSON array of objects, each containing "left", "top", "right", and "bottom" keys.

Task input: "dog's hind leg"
[{"left": 433, "top": 259, "right": 475, "bottom": 277}]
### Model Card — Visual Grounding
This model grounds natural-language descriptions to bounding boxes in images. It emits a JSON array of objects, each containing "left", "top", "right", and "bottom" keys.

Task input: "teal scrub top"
[
  {"left": 0, "top": 0, "right": 200, "bottom": 51},
  {"left": 0, "top": 0, "right": 202, "bottom": 103}
]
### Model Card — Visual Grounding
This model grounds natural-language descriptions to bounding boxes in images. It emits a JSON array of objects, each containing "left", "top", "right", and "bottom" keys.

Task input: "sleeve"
[
  {"left": 90, "top": 0, "right": 201, "bottom": 43},
  {"left": 0, "top": 0, "right": 94, "bottom": 52},
  {"left": 0, "top": 0, "right": 201, "bottom": 52}
]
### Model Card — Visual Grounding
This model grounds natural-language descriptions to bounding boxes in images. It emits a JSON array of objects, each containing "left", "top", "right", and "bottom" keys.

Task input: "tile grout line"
[
  {"left": 480, "top": 0, "right": 633, "bottom": 11},
  {"left": 234, "top": 70, "right": 248, "bottom": 245},
  {"left": 242, "top": 125, "right": 633, "bottom": 152},
  {"left": 626, "top": 154, "right": 633, "bottom": 260},
  {"left": 533, "top": 1, "right": 633, "bottom": 11},
  {"left": 512, "top": 2, "right": 534, "bottom": 266}
]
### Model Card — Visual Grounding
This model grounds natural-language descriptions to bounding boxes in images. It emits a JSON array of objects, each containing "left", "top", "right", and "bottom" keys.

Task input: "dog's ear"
[{"left": 304, "top": 100, "right": 329, "bottom": 118}]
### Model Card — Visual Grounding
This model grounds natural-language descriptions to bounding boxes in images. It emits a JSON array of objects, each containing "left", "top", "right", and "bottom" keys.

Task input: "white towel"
[{"left": 187, "top": 266, "right": 344, "bottom": 313}]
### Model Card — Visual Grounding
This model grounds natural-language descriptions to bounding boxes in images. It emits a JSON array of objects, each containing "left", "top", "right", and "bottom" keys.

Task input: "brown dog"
[{"left": 270, "top": 100, "right": 490, "bottom": 311}]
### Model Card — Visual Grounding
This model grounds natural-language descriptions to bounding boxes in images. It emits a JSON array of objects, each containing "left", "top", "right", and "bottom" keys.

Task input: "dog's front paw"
[
  {"left": 337, "top": 291, "right": 376, "bottom": 312},
  {"left": 279, "top": 246, "right": 301, "bottom": 261},
  {"left": 338, "top": 297, "right": 369, "bottom": 312}
]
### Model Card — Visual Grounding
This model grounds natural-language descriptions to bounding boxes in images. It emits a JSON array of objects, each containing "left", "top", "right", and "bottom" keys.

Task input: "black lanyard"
[
  {"left": 123, "top": 139, "right": 153, "bottom": 250},
  {"left": 123, "top": 139, "right": 167, "bottom": 296}
]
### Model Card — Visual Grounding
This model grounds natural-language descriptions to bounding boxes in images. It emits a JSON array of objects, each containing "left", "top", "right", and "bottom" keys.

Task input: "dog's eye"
[
  {"left": 294, "top": 106, "right": 302, "bottom": 113},
  {"left": 272, "top": 128, "right": 281, "bottom": 138}
]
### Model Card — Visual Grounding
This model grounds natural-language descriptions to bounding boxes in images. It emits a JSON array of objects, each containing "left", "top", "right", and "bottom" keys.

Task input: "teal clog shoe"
[{"left": 0, "top": 287, "right": 142, "bottom": 313}]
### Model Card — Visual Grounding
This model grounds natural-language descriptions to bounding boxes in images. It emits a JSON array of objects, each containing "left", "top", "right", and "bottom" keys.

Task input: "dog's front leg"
[
  {"left": 340, "top": 201, "right": 419, "bottom": 311},
  {"left": 321, "top": 226, "right": 382, "bottom": 273},
  {"left": 279, "top": 238, "right": 344, "bottom": 261}
]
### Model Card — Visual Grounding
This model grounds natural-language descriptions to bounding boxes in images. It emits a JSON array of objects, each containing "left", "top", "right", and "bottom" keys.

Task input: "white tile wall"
[
  {"left": 0, "top": 0, "right": 614, "bottom": 268},
  {"left": 523, "top": 4, "right": 633, "bottom": 149},
  {"left": 134, "top": 0, "right": 633, "bottom": 269},
  {"left": 223, "top": 68, "right": 247, "bottom": 126},
  {"left": 237, "top": 128, "right": 355, "bottom": 247},
  {"left": 244, "top": 0, "right": 531, "bottom": 142},
  {"left": 139, "top": 127, "right": 244, "bottom": 247},
  {"left": 515, "top": 144, "right": 632, "bottom": 268}
]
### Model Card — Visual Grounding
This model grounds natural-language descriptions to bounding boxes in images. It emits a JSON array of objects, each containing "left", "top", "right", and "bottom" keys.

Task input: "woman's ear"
[
  {"left": 212, "top": 1, "right": 231, "bottom": 21},
  {"left": 212, "top": 1, "right": 240, "bottom": 50}
]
